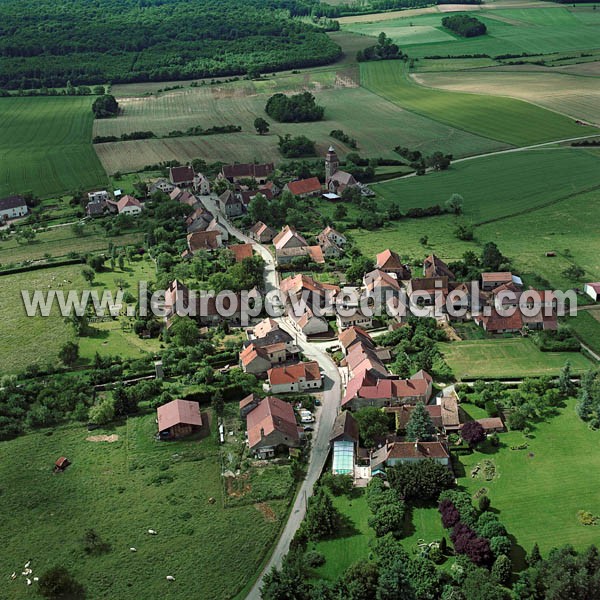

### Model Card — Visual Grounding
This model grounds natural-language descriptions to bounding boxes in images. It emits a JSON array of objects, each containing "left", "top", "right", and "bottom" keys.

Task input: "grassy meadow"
[
  {"left": 439, "top": 337, "right": 593, "bottom": 380},
  {"left": 565, "top": 310, "right": 600, "bottom": 356},
  {"left": 457, "top": 399, "right": 600, "bottom": 561},
  {"left": 0, "top": 96, "right": 108, "bottom": 198},
  {"left": 0, "top": 413, "right": 289, "bottom": 600},
  {"left": 361, "top": 61, "right": 593, "bottom": 145},
  {"left": 0, "top": 255, "right": 158, "bottom": 375}
]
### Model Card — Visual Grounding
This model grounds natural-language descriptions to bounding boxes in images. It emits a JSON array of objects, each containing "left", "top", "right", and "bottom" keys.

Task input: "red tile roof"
[
  {"left": 222, "top": 163, "right": 274, "bottom": 179},
  {"left": 157, "top": 399, "right": 202, "bottom": 431},
  {"left": 286, "top": 177, "right": 322, "bottom": 196},
  {"left": 376, "top": 249, "right": 402, "bottom": 271},
  {"left": 424, "top": 254, "right": 455, "bottom": 279},
  {"left": 387, "top": 441, "right": 449, "bottom": 460},
  {"left": 170, "top": 166, "right": 195, "bottom": 185},
  {"left": 229, "top": 243, "right": 254, "bottom": 262},
  {"left": 246, "top": 396, "right": 299, "bottom": 449},
  {"left": 187, "top": 230, "right": 221, "bottom": 252},
  {"left": 116, "top": 194, "right": 141, "bottom": 212},
  {"left": 481, "top": 272, "right": 513, "bottom": 282},
  {"left": 268, "top": 361, "right": 321, "bottom": 386}
]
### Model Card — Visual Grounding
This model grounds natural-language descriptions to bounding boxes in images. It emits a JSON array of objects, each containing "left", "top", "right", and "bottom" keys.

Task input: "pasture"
[
  {"left": 0, "top": 96, "right": 108, "bottom": 198},
  {"left": 343, "top": 7, "right": 600, "bottom": 58},
  {"left": 361, "top": 61, "right": 593, "bottom": 145},
  {"left": 413, "top": 70, "right": 600, "bottom": 125},
  {"left": 0, "top": 414, "right": 289, "bottom": 600},
  {"left": 439, "top": 338, "right": 593, "bottom": 379},
  {"left": 565, "top": 310, "right": 600, "bottom": 356},
  {"left": 94, "top": 74, "right": 503, "bottom": 174},
  {"left": 457, "top": 400, "right": 600, "bottom": 560},
  {"left": 349, "top": 175, "right": 600, "bottom": 291}
]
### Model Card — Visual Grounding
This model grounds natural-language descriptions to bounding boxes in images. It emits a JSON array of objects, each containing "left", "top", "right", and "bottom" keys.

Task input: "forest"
[{"left": 0, "top": 0, "right": 341, "bottom": 89}]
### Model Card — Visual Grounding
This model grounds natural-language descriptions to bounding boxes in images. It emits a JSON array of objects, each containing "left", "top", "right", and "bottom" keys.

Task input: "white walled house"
[
  {"left": 584, "top": 283, "right": 600, "bottom": 302},
  {"left": 0, "top": 196, "right": 28, "bottom": 221}
]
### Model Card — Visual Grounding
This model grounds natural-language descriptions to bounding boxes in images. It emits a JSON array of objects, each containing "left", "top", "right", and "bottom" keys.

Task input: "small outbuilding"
[
  {"left": 157, "top": 399, "right": 203, "bottom": 440},
  {"left": 54, "top": 457, "right": 71, "bottom": 472}
]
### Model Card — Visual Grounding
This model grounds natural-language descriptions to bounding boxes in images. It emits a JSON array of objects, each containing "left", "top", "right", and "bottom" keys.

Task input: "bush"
[
  {"left": 320, "top": 473, "right": 353, "bottom": 496},
  {"left": 305, "top": 550, "right": 326, "bottom": 568},
  {"left": 266, "top": 91, "right": 324, "bottom": 122},
  {"left": 38, "top": 566, "right": 85, "bottom": 599}
]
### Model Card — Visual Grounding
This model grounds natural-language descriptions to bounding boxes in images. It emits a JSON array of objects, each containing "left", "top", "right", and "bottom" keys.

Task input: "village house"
[
  {"left": 114, "top": 194, "right": 142, "bottom": 215},
  {"left": 220, "top": 162, "right": 274, "bottom": 184},
  {"left": 325, "top": 146, "right": 358, "bottom": 194},
  {"left": 247, "top": 322, "right": 298, "bottom": 355},
  {"left": 272, "top": 225, "right": 324, "bottom": 266},
  {"left": 440, "top": 393, "right": 462, "bottom": 433},
  {"left": 228, "top": 243, "right": 254, "bottom": 263},
  {"left": 219, "top": 189, "right": 244, "bottom": 218},
  {"left": 198, "top": 292, "right": 242, "bottom": 327},
  {"left": 343, "top": 341, "right": 390, "bottom": 381},
  {"left": 249, "top": 221, "right": 277, "bottom": 243},
  {"left": 149, "top": 178, "right": 175, "bottom": 195},
  {"left": 387, "top": 404, "right": 443, "bottom": 433},
  {"left": 375, "top": 249, "right": 411, "bottom": 280},
  {"left": 470, "top": 417, "right": 505, "bottom": 434},
  {"left": 250, "top": 317, "right": 280, "bottom": 339},
  {"left": 288, "top": 307, "right": 329, "bottom": 338},
  {"left": 481, "top": 272, "right": 514, "bottom": 291},
  {"left": 240, "top": 341, "right": 287, "bottom": 376},
  {"left": 407, "top": 277, "right": 449, "bottom": 308},
  {"left": 0, "top": 195, "right": 28, "bottom": 221},
  {"left": 342, "top": 369, "right": 433, "bottom": 410},
  {"left": 171, "top": 188, "right": 197, "bottom": 207},
  {"left": 169, "top": 165, "right": 195, "bottom": 188},
  {"left": 283, "top": 177, "right": 322, "bottom": 198},
  {"left": 371, "top": 441, "right": 450, "bottom": 474},
  {"left": 335, "top": 300, "right": 373, "bottom": 331},
  {"left": 186, "top": 230, "right": 222, "bottom": 254},
  {"left": 88, "top": 190, "right": 110, "bottom": 204},
  {"left": 264, "top": 361, "right": 322, "bottom": 394},
  {"left": 338, "top": 326, "right": 375, "bottom": 356},
  {"left": 474, "top": 308, "right": 523, "bottom": 334},
  {"left": 186, "top": 206, "right": 214, "bottom": 233},
  {"left": 364, "top": 268, "right": 402, "bottom": 302},
  {"left": 317, "top": 226, "right": 346, "bottom": 257},
  {"left": 206, "top": 217, "right": 229, "bottom": 242},
  {"left": 157, "top": 399, "right": 203, "bottom": 440},
  {"left": 193, "top": 173, "right": 211, "bottom": 195},
  {"left": 423, "top": 254, "right": 455, "bottom": 280},
  {"left": 246, "top": 396, "right": 301, "bottom": 459}
]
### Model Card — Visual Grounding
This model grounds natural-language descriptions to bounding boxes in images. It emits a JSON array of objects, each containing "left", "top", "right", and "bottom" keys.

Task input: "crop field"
[
  {"left": 0, "top": 97, "right": 108, "bottom": 198},
  {"left": 94, "top": 76, "right": 504, "bottom": 174},
  {"left": 566, "top": 310, "right": 600, "bottom": 356},
  {"left": 458, "top": 400, "right": 600, "bottom": 560},
  {"left": 361, "top": 62, "right": 592, "bottom": 145},
  {"left": 413, "top": 70, "right": 600, "bottom": 125},
  {"left": 0, "top": 414, "right": 290, "bottom": 600},
  {"left": 439, "top": 338, "right": 593, "bottom": 379},
  {"left": 343, "top": 7, "right": 600, "bottom": 58}
]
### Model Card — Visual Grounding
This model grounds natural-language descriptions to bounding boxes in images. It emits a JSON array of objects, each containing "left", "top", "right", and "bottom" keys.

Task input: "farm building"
[
  {"left": 249, "top": 221, "right": 276, "bottom": 243},
  {"left": 169, "top": 165, "right": 195, "bottom": 188},
  {"left": 157, "top": 399, "right": 203, "bottom": 439},
  {"left": 284, "top": 177, "right": 322, "bottom": 198},
  {"left": 0, "top": 195, "right": 28, "bottom": 221},
  {"left": 54, "top": 456, "right": 71, "bottom": 472}
]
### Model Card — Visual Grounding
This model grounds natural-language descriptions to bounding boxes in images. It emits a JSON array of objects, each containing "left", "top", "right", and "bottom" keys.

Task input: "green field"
[
  {"left": 458, "top": 399, "right": 600, "bottom": 560},
  {"left": 361, "top": 61, "right": 593, "bottom": 145},
  {"left": 414, "top": 70, "right": 600, "bottom": 125},
  {"left": 0, "top": 257, "right": 158, "bottom": 374},
  {"left": 565, "top": 310, "right": 600, "bottom": 356},
  {"left": 95, "top": 70, "right": 504, "bottom": 174},
  {"left": 344, "top": 7, "right": 600, "bottom": 58},
  {"left": 439, "top": 337, "right": 593, "bottom": 379},
  {"left": 0, "top": 413, "right": 288, "bottom": 600},
  {"left": 0, "top": 225, "right": 143, "bottom": 266},
  {"left": 0, "top": 96, "right": 108, "bottom": 198}
]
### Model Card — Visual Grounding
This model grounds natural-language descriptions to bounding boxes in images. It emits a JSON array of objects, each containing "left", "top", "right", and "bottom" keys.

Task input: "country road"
[{"left": 200, "top": 195, "right": 343, "bottom": 600}]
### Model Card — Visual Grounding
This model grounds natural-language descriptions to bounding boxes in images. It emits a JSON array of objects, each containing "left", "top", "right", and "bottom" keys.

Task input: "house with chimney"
[{"left": 245, "top": 396, "right": 302, "bottom": 459}]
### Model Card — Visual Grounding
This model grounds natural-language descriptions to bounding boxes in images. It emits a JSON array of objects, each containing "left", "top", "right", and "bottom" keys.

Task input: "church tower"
[{"left": 325, "top": 146, "right": 339, "bottom": 187}]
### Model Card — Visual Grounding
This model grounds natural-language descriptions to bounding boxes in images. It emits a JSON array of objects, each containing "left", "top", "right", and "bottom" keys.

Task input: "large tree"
[
  {"left": 388, "top": 459, "right": 454, "bottom": 501},
  {"left": 355, "top": 407, "right": 390, "bottom": 448},
  {"left": 405, "top": 402, "right": 436, "bottom": 441},
  {"left": 92, "top": 94, "right": 119, "bottom": 118},
  {"left": 461, "top": 421, "right": 486, "bottom": 447}
]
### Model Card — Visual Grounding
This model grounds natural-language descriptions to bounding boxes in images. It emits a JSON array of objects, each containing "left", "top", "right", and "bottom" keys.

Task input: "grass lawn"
[
  {"left": 0, "top": 414, "right": 289, "bottom": 600},
  {"left": 456, "top": 399, "right": 600, "bottom": 563},
  {"left": 310, "top": 492, "right": 375, "bottom": 581},
  {"left": 360, "top": 61, "right": 594, "bottom": 145},
  {"left": 439, "top": 337, "right": 593, "bottom": 380},
  {"left": 564, "top": 310, "right": 600, "bottom": 356},
  {"left": 0, "top": 96, "right": 108, "bottom": 198}
]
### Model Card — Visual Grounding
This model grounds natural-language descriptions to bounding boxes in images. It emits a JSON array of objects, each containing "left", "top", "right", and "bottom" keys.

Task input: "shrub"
[
  {"left": 305, "top": 550, "right": 326, "bottom": 568},
  {"left": 439, "top": 499, "right": 461, "bottom": 529},
  {"left": 461, "top": 421, "right": 486, "bottom": 447}
]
